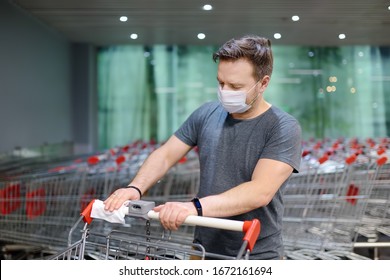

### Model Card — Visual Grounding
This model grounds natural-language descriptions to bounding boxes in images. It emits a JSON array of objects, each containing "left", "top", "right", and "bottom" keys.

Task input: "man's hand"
[
  {"left": 103, "top": 187, "right": 141, "bottom": 211},
  {"left": 154, "top": 201, "right": 197, "bottom": 231}
]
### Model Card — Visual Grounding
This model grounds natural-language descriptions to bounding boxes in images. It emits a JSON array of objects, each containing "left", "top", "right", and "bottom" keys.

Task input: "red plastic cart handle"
[
  {"left": 81, "top": 199, "right": 95, "bottom": 224},
  {"left": 243, "top": 219, "right": 261, "bottom": 251}
]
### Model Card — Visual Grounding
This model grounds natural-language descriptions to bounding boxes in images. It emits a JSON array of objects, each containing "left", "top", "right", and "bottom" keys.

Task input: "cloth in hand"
[{"left": 90, "top": 199, "right": 128, "bottom": 224}]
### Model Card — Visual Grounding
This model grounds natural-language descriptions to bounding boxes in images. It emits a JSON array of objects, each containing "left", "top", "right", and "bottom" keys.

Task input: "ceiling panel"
[{"left": 8, "top": 0, "right": 390, "bottom": 46}]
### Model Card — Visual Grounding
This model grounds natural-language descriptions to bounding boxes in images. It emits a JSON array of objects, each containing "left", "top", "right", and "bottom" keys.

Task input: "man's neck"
[{"left": 231, "top": 98, "right": 271, "bottom": 120}]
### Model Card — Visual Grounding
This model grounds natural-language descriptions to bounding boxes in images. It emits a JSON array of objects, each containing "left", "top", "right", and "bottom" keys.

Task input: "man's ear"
[{"left": 260, "top": 75, "right": 270, "bottom": 90}]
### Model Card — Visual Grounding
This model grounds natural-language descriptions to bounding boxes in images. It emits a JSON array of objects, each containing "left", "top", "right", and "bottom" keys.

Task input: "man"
[{"left": 104, "top": 35, "right": 302, "bottom": 259}]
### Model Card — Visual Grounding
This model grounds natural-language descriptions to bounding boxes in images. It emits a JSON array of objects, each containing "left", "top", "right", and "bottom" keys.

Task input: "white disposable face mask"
[{"left": 218, "top": 81, "right": 260, "bottom": 114}]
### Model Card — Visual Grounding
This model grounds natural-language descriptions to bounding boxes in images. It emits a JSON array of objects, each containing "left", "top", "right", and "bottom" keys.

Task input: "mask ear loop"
[
  {"left": 246, "top": 80, "right": 262, "bottom": 106},
  {"left": 248, "top": 91, "right": 260, "bottom": 106}
]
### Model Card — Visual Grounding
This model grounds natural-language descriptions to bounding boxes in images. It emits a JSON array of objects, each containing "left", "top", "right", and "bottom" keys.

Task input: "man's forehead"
[{"left": 217, "top": 64, "right": 256, "bottom": 84}]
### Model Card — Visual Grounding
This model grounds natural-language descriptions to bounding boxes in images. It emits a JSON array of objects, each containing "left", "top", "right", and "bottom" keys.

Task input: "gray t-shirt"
[{"left": 174, "top": 101, "right": 302, "bottom": 259}]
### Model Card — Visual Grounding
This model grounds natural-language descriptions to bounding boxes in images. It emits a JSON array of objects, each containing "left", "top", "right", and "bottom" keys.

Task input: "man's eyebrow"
[
  {"left": 230, "top": 81, "right": 244, "bottom": 87},
  {"left": 217, "top": 77, "right": 242, "bottom": 85}
]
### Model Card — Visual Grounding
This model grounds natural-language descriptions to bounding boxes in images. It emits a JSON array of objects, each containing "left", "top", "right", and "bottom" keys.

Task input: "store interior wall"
[{"left": 0, "top": 0, "right": 96, "bottom": 155}]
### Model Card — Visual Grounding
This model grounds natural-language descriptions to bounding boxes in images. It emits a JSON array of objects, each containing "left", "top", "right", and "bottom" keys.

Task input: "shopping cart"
[
  {"left": 353, "top": 159, "right": 390, "bottom": 259},
  {"left": 282, "top": 151, "right": 387, "bottom": 259},
  {"left": 0, "top": 140, "right": 201, "bottom": 258},
  {"left": 49, "top": 199, "right": 261, "bottom": 260}
]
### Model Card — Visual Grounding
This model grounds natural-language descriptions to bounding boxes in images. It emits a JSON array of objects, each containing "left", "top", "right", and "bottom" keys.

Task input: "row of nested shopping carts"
[
  {"left": 0, "top": 137, "right": 389, "bottom": 260},
  {"left": 0, "top": 140, "right": 206, "bottom": 260},
  {"left": 283, "top": 137, "right": 390, "bottom": 259}
]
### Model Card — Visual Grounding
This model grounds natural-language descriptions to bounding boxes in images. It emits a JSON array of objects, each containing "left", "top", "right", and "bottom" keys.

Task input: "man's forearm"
[{"left": 128, "top": 148, "right": 173, "bottom": 194}]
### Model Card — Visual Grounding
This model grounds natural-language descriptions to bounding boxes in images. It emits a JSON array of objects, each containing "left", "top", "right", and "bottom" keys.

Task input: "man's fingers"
[
  {"left": 103, "top": 191, "right": 125, "bottom": 211},
  {"left": 155, "top": 203, "right": 189, "bottom": 231},
  {"left": 153, "top": 204, "right": 164, "bottom": 212}
]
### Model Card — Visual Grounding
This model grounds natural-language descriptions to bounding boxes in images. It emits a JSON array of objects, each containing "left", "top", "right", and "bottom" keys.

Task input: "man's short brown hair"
[{"left": 213, "top": 35, "right": 273, "bottom": 80}]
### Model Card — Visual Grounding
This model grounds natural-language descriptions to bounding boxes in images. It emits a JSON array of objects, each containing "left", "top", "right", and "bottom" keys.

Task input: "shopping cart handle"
[
  {"left": 148, "top": 210, "right": 261, "bottom": 251},
  {"left": 80, "top": 199, "right": 261, "bottom": 251},
  {"left": 127, "top": 200, "right": 261, "bottom": 249}
]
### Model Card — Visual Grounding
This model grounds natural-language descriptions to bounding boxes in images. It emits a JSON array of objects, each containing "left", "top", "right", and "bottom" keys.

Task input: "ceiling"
[{"left": 8, "top": 0, "right": 390, "bottom": 47}]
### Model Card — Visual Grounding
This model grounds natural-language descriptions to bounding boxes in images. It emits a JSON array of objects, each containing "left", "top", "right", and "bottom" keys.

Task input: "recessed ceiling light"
[
  {"left": 119, "top": 16, "right": 128, "bottom": 22},
  {"left": 203, "top": 4, "right": 213, "bottom": 11},
  {"left": 274, "top": 33, "right": 282, "bottom": 39},
  {"left": 338, "top": 33, "right": 346, "bottom": 40},
  {"left": 197, "top": 33, "right": 206, "bottom": 40},
  {"left": 292, "top": 15, "right": 300, "bottom": 21},
  {"left": 130, "top": 33, "right": 138, "bottom": 40}
]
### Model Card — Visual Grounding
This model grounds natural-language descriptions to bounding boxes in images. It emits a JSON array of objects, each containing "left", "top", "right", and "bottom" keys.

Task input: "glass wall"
[{"left": 97, "top": 45, "right": 390, "bottom": 150}]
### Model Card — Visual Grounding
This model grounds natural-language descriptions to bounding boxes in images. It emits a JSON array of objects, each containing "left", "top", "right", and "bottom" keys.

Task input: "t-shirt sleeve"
[
  {"left": 260, "top": 117, "right": 302, "bottom": 173},
  {"left": 174, "top": 103, "right": 208, "bottom": 147}
]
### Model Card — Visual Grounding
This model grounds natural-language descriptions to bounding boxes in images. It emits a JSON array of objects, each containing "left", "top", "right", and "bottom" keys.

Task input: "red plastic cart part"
[
  {"left": 377, "top": 147, "right": 386, "bottom": 155},
  {"left": 81, "top": 199, "right": 96, "bottom": 224},
  {"left": 346, "top": 184, "right": 359, "bottom": 205},
  {"left": 242, "top": 219, "right": 261, "bottom": 252},
  {"left": 116, "top": 155, "right": 126, "bottom": 165},
  {"left": 178, "top": 156, "right": 187, "bottom": 163},
  {"left": 377, "top": 156, "right": 388, "bottom": 166},
  {"left": 26, "top": 188, "right": 46, "bottom": 219},
  {"left": 87, "top": 154, "right": 107, "bottom": 165},
  {"left": 0, "top": 183, "right": 21, "bottom": 215},
  {"left": 345, "top": 154, "right": 357, "bottom": 165},
  {"left": 87, "top": 156, "right": 100, "bottom": 165},
  {"left": 318, "top": 155, "right": 328, "bottom": 164},
  {"left": 301, "top": 150, "right": 311, "bottom": 157},
  {"left": 116, "top": 154, "right": 131, "bottom": 165}
]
